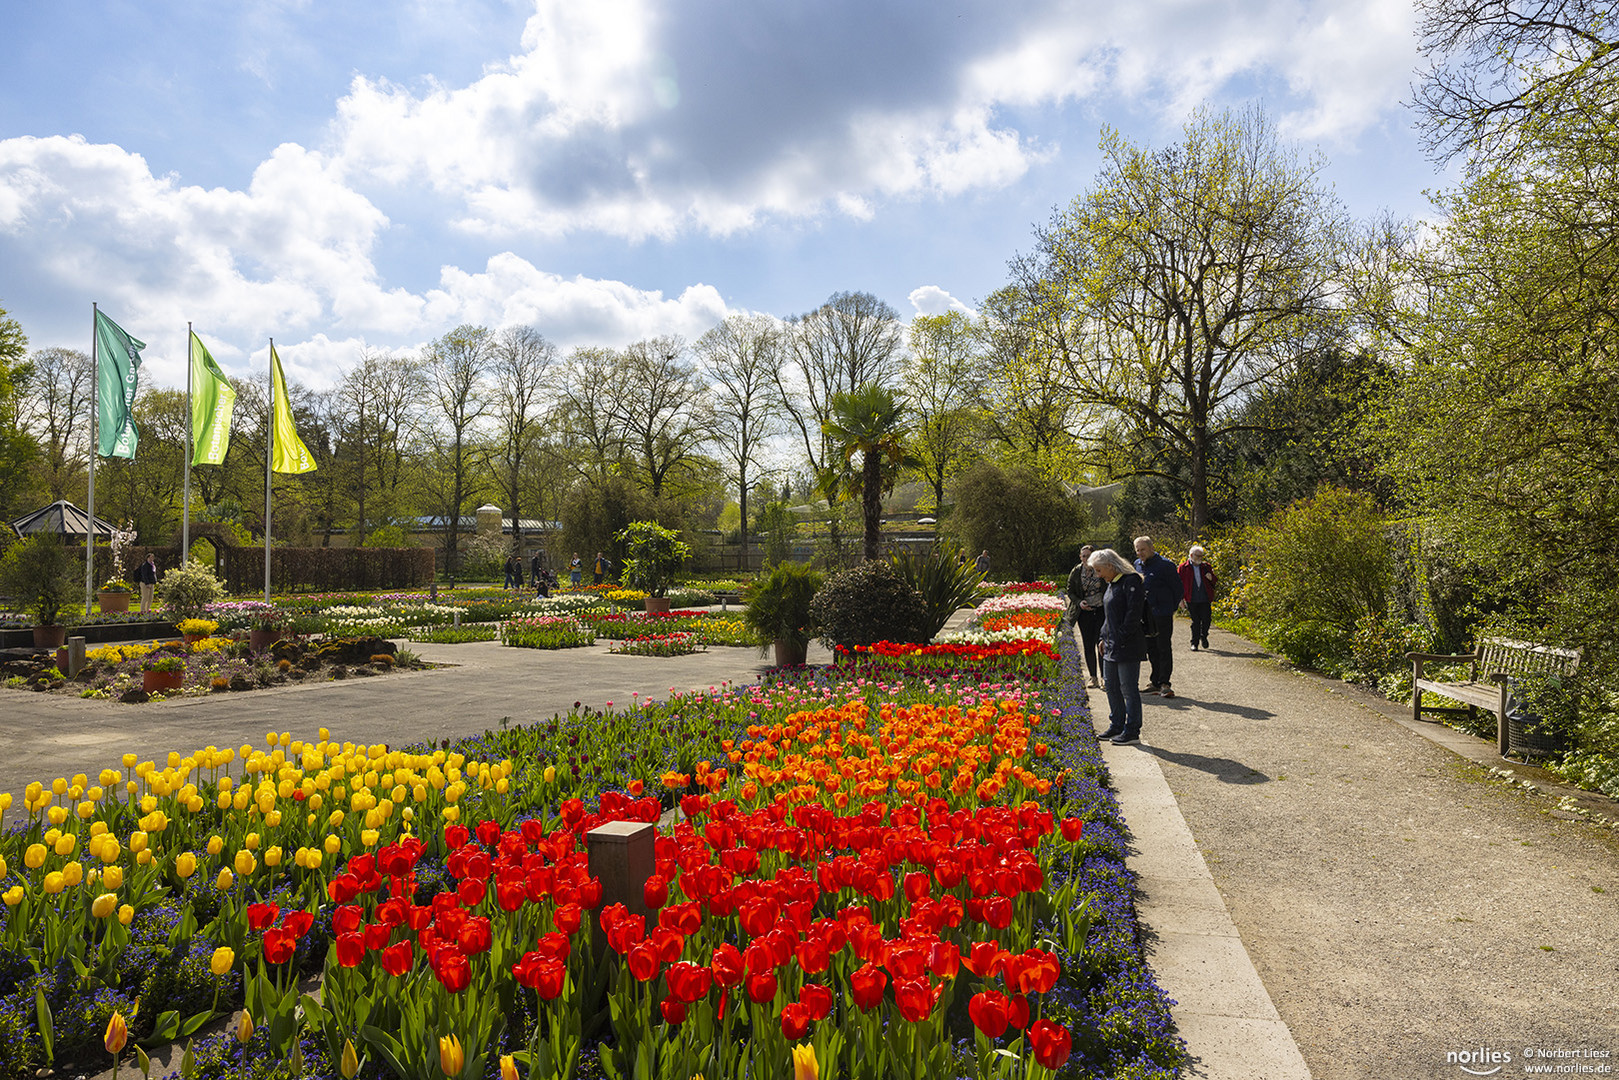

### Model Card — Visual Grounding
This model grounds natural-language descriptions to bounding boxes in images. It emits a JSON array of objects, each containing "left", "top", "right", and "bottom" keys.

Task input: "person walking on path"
[
  {"left": 974, "top": 549, "right": 991, "bottom": 575},
  {"left": 1089, "top": 548, "right": 1147, "bottom": 744},
  {"left": 593, "top": 551, "right": 608, "bottom": 585},
  {"left": 570, "top": 553, "right": 582, "bottom": 586},
  {"left": 530, "top": 552, "right": 543, "bottom": 590},
  {"left": 1178, "top": 545, "right": 1217, "bottom": 651},
  {"left": 1066, "top": 544, "right": 1106, "bottom": 688},
  {"left": 135, "top": 553, "right": 158, "bottom": 615},
  {"left": 1134, "top": 535, "right": 1184, "bottom": 698},
  {"left": 503, "top": 554, "right": 519, "bottom": 590}
]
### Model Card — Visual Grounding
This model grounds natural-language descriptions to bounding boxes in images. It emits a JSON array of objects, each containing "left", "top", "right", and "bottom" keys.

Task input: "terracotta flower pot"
[
  {"left": 249, "top": 628, "right": 282, "bottom": 652},
  {"left": 142, "top": 669, "right": 184, "bottom": 694},
  {"left": 55, "top": 646, "right": 68, "bottom": 671},
  {"left": 98, "top": 591, "right": 131, "bottom": 614},
  {"left": 773, "top": 637, "right": 807, "bottom": 667},
  {"left": 644, "top": 597, "right": 673, "bottom": 614},
  {"left": 183, "top": 633, "right": 208, "bottom": 645},
  {"left": 33, "top": 625, "right": 67, "bottom": 649}
]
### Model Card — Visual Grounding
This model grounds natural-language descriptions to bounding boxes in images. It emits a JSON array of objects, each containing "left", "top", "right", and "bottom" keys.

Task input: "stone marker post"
[
  {"left": 66, "top": 636, "right": 86, "bottom": 678},
  {"left": 586, "top": 820, "right": 655, "bottom": 958}
]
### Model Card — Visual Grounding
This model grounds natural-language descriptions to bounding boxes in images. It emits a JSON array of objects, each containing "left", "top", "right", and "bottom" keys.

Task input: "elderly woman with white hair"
[
  {"left": 1178, "top": 545, "right": 1218, "bottom": 651},
  {"left": 1087, "top": 547, "right": 1147, "bottom": 745}
]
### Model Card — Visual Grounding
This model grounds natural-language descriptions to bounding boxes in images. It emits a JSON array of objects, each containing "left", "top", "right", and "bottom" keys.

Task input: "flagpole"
[
  {"left": 265, "top": 339, "right": 273, "bottom": 603},
  {"left": 183, "top": 322, "right": 192, "bottom": 563},
  {"left": 86, "top": 303, "right": 99, "bottom": 612}
]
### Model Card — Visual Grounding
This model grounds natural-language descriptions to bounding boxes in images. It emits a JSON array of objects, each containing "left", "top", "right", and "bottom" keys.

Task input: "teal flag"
[
  {"left": 94, "top": 310, "right": 143, "bottom": 458},
  {"left": 190, "top": 331, "right": 236, "bottom": 465}
]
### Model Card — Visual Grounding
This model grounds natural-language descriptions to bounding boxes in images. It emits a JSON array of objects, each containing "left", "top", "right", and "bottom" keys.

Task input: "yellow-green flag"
[
  {"left": 270, "top": 346, "right": 316, "bottom": 474},
  {"left": 190, "top": 331, "right": 236, "bottom": 465}
]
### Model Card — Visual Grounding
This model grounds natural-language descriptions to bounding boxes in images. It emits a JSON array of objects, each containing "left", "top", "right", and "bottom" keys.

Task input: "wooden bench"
[{"left": 1407, "top": 636, "right": 1582, "bottom": 756}]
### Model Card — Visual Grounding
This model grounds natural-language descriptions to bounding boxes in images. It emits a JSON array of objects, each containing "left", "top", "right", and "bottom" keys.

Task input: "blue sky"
[{"left": 1, "top": 0, "right": 1447, "bottom": 392}]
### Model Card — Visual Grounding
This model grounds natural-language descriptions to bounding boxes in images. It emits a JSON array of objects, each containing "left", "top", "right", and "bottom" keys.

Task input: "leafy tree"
[
  {"left": 904, "top": 311, "right": 981, "bottom": 512},
  {"left": 423, "top": 325, "right": 492, "bottom": 577},
  {"left": 822, "top": 384, "right": 916, "bottom": 561},
  {"left": 949, "top": 462, "right": 1084, "bottom": 581},
  {"left": 18, "top": 346, "right": 90, "bottom": 501},
  {"left": 0, "top": 301, "right": 38, "bottom": 518},
  {"left": 974, "top": 288, "right": 1089, "bottom": 482},
  {"left": 1011, "top": 105, "right": 1350, "bottom": 534}
]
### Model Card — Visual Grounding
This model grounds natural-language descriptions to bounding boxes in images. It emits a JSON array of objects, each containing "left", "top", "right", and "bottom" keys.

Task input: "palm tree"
[{"left": 822, "top": 384, "right": 918, "bottom": 561}]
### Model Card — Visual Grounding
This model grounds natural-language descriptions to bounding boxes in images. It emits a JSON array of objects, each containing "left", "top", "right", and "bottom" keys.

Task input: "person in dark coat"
[
  {"left": 1133, "top": 536, "right": 1185, "bottom": 698},
  {"left": 1090, "top": 547, "right": 1147, "bottom": 745},
  {"left": 135, "top": 553, "right": 159, "bottom": 615},
  {"left": 503, "top": 555, "right": 519, "bottom": 590},
  {"left": 1178, "top": 544, "right": 1217, "bottom": 651},
  {"left": 530, "top": 552, "right": 543, "bottom": 589}
]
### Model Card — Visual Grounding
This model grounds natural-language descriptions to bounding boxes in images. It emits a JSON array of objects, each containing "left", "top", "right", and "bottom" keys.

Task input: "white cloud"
[{"left": 908, "top": 286, "right": 974, "bottom": 317}]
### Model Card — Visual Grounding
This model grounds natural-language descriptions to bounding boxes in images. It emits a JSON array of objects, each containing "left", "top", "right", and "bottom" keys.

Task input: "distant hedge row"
[{"left": 219, "top": 546, "right": 435, "bottom": 594}]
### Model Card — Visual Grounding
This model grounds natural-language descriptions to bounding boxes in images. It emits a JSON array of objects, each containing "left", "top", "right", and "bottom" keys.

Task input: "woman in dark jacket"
[
  {"left": 1066, "top": 544, "right": 1107, "bottom": 689},
  {"left": 1089, "top": 547, "right": 1147, "bottom": 745}
]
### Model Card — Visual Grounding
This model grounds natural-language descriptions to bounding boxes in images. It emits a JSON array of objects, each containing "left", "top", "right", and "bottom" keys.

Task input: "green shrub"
[
  {"left": 743, "top": 562, "right": 824, "bottom": 651},
  {"left": 889, "top": 546, "right": 982, "bottom": 639},
  {"left": 616, "top": 520, "right": 691, "bottom": 599},
  {"left": 809, "top": 561, "right": 927, "bottom": 650},
  {"left": 458, "top": 532, "right": 509, "bottom": 582},
  {"left": 1263, "top": 617, "right": 1352, "bottom": 673},
  {"left": 948, "top": 463, "right": 1085, "bottom": 580},
  {"left": 1346, "top": 615, "right": 1435, "bottom": 680},
  {"left": 158, "top": 562, "right": 225, "bottom": 619},
  {"left": 0, "top": 533, "right": 80, "bottom": 626},
  {"left": 1245, "top": 488, "right": 1391, "bottom": 633}
]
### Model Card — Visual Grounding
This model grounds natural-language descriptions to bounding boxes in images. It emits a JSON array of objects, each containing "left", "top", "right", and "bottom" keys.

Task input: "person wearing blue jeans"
[
  {"left": 1134, "top": 536, "right": 1185, "bottom": 699},
  {"left": 1090, "top": 548, "right": 1147, "bottom": 745}
]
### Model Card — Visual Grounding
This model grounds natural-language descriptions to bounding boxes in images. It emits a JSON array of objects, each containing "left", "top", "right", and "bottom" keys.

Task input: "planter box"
[
  {"left": 0, "top": 621, "right": 180, "bottom": 650},
  {"left": 98, "top": 591, "right": 132, "bottom": 613},
  {"left": 644, "top": 597, "right": 673, "bottom": 614}
]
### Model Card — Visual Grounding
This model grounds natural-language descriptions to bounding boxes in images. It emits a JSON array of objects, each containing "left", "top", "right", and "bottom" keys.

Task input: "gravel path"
[{"left": 1135, "top": 625, "right": 1619, "bottom": 1080}]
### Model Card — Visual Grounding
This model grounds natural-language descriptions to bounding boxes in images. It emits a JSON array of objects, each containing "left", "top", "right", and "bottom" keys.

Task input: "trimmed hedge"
[{"left": 221, "top": 547, "right": 435, "bottom": 594}]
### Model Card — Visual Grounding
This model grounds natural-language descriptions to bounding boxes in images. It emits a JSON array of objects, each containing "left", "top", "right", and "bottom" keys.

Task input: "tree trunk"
[{"left": 863, "top": 450, "right": 881, "bottom": 562}]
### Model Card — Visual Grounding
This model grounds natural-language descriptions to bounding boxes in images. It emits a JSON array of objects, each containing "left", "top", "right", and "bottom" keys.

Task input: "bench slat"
[{"left": 1414, "top": 679, "right": 1499, "bottom": 710}]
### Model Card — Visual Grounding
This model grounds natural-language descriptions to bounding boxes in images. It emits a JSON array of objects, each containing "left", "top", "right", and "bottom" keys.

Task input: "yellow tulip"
[
  {"left": 175, "top": 852, "right": 197, "bottom": 879},
  {"left": 236, "top": 1011, "right": 254, "bottom": 1044},
  {"left": 129, "top": 831, "right": 149, "bottom": 854},
  {"left": 51, "top": 778, "right": 67, "bottom": 796},
  {"left": 118, "top": 904, "right": 134, "bottom": 925},
  {"left": 46, "top": 805, "right": 65, "bottom": 824},
  {"left": 53, "top": 831, "right": 75, "bottom": 856},
  {"left": 42, "top": 872, "right": 65, "bottom": 895},
  {"left": 210, "top": 947, "right": 234, "bottom": 976},
  {"left": 792, "top": 1043, "right": 818, "bottom": 1080},
  {"left": 341, "top": 1039, "right": 360, "bottom": 1079},
  {"left": 500, "top": 1054, "right": 518, "bottom": 1080},
  {"left": 100, "top": 837, "right": 121, "bottom": 864},
  {"left": 244, "top": 832, "right": 260, "bottom": 851},
  {"left": 234, "top": 850, "right": 256, "bottom": 876},
  {"left": 103, "top": 866, "right": 124, "bottom": 890},
  {"left": 361, "top": 829, "right": 379, "bottom": 848},
  {"left": 105, "top": 1010, "right": 128, "bottom": 1055},
  {"left": 207, "top": 835, "right": 224, "bottom": 856},
  {"left": 216, "top": 868, "right": 234, "bottom": 891},
  {"left": 2, "top": 886, "right": 22, "bottom": 906},
  {"left": 438, "top": 1034, "right": 465, "bottom": 1077},
  {"left": 0, "top": 855, "right": 6, "bottom": 879},
  {"left": 263, "top": 846, "right": 282, "bottom": 867},
  {"left": 24, "top": 844, "right": 45, "bottom": 869},
  {"left": 91, "top": 892, "right": 118, "bottom": 919},
  {"left": 62, "top": 861, "right": 83, "bottom": 887},
  {"left": 305, "top": 849, "right": 323, "bottom": 869},
  {"left": 324, "top": 835, "right": 342, "bottom": 855}
]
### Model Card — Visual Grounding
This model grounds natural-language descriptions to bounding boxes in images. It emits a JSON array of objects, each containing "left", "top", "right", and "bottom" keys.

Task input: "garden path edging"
[{"left": 1102, "top": 739, "right": 1314, "bottom": 1080}]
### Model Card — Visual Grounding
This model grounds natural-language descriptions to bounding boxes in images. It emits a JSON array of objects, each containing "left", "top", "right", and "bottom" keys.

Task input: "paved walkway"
[
  {"left": 0, "top": 639, "right": 830, "bottom": 807},
  {"left": 1110, "top": 625, "right": 1619, "bottom": 1080}
]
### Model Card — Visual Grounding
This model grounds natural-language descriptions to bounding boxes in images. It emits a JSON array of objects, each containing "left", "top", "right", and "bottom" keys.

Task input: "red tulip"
[
  {"left": 335, "top": 931, "right": 366, "bottom": 968},
  {"left": 475, "top": 819, "right": 501, "bottom": 846},
  {"left": 628, "top": 940, "right": 661, "bottom": 982},
  {"left": 1028, "top": 1019, "right": 1072, "bottom": 1069},
  {"left": 375, "top": 898, "right": 408, "bottom": 927},
  {"left": 496, "top": 879, "right": 527, "bottom": 913},
  {"left": 364, "top": 921, "right": 392, "bottom": 951},
  {"left": 1060, "top": 817, "right": 1084, "bottom": 842},
  {"left": 892, "top": 976, "right": 935, "bottom": 1023},
  {"left": 1006, "top": 993, "right": 1030, "bottom": 1031},
  {"left": 849, "top": 963, "right": 887, "bottom": 1012},
  {"left": 711, "top": 943, "right": 744, "bottom": 987},
  {"left": 980, "top": 896, "right": 1013, "bottom": 930},
  {"left": 458, "top": 916, "right": 493, "bottom": 956},
  {"left": 800, "top": 982, "right": 833, "bottom": 1021},
  {"left": 964, "top": 941, "right": 1006, "bottom": 978},
  {"left": 247, "top": 903, "right": 280, "bottom": 931},
  {"left": 553, "top": 903, "right": 583, "bottom": 935},
  {"left": 434, "top": 950, "right": 471, "bottom": 992},
  {"left": 578, "top": 877, "right": 603, "bottom": 909},
  {"left": 779, "top": 1002, "right": 811, "bottom": 1040},
  {"left": 332, "top": 905, "right": 363, "bottom": 935},
  {"left": 444, "top": 824, "right": 470, "bottom": 849},
  {"left": 406, "top": 905, "right": 433, "bottom": 931},
  {"left": 927, "top": 940, "right": 960, "bottom": 979},
  {"left": 283, "top": 909, "right": 314, "bottom": 939},
  {"left": 380, "top": 940, "right": 414, "bottom": 976},
  {"left": 903, "top": 872, "right": 931, "bottom": 903},
  {"left": 457, "top": 877, "right": 487, "bottom": 908},
  {"left": 534, "top": 958, "right": 566, "bottom": 1000},
  {"left": 665, "top": 961, "right": 712, "bottom": 1003},
  {"left": 968, "top": 991, "right": 1010, "bottom": 1039},
  {"left": 328, "top": 873, "right": 360, "bottom": 903},
  {"left": 745, "top": 968, "right": 777, "bottom": 1004},
  {"left": 660, "top": 998, "right": 687, "bottom": 1025},
  {"left": 262, "top": 927, "right": 297, "bottom": 965},
  {"left": 534, "top": 931, "right": 571, "bottom": 964},
  {"left": 643, "top": 874, "right": 669, "bottom": 910},
  {"left": 795, "top": 935, "right": 830, "bottom": 974}
]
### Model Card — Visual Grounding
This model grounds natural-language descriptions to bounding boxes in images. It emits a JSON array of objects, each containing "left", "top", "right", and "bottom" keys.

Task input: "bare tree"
[
  {"left": 555, "top": 346, "right": 627, "bottom": 482},
  {"left": 1414, "top": 0, "right": 1619, "bottom": 166},
  {"left": 423, "top": 325, "right": 492, "bottom": 576},
  {"left": 489, "top": 325, "right": 557, "bottom": 558},
  {"left": 775, "top": 291, "right": 906, "bottom": 477},
  {"left": 19, "top": 347, "right": 92, "bottom": 500},
  {"left": 335, "top": 347, "right": 426, "bottom": 541},
  {"left": 903, "top": 312, "right": 981, "bottom": 513},
  {"left": 609, "top": 336, "right": 712, "bottom": 500},
  {"left": 696, "top": 314, "right": 782, "bottom": 545}
]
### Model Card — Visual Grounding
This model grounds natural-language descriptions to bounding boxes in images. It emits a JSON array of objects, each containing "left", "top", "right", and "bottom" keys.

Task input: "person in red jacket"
[{"left": 1178, "top": 545, "right": 1217, "bottom": 651}]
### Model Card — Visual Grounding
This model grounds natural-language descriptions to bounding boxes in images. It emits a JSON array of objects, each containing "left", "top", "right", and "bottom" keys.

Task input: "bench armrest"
[{"left": 1405, "top": 651, "right": 1476, "bottom": 662}]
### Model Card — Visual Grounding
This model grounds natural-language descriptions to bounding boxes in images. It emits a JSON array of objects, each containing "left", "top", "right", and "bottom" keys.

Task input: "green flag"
[
  {"left": 270, "top": 346, "right": 316, "bottom": 474},
  {"left": 94, "top": 310, "right": 143, "bottom": 458},
  {"left": 190, "top": 331, "right": 237, "bottom": 466}
]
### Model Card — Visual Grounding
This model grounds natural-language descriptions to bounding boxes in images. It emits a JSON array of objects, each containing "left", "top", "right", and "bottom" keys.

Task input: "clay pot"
[
  {"left": 773, "top": 638, "right": 807, "bottom": 667},
  {"left": 33, "top": 625, "right": 66, "bottom": 649},
  {"left": 644, "top": 597, "right": 673, "bottom": 614},
  {"left": 142, "top": 669, "right": 184, "bottom": 694},
  {"left": 249, "top": 628, "right": 282, "bottom": 652},
  {"left": 98, "top": 591, "right": 131, "bottom": 614}
]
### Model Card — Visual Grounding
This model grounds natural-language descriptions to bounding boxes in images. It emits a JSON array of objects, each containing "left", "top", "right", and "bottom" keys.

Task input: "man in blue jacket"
[{"left": 1134, "top": 536, "right": 1185, "bottom": 699}]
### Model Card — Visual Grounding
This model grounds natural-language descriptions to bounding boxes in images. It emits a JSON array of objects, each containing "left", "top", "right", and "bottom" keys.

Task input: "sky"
[{"left": 0, "top": 0, "right": 1449, "bottom": 393}]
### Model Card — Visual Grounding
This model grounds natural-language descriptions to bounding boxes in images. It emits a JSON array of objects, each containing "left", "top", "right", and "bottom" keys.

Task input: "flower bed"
[
  {"left": 406, "top": 625, "right": 499, "bottom": 645},
  {"left": 584, "top": 610, "right": 751, "bottom": 647},
  {"left": 0, "top": 630, "right": 1184, "bottom": 1080},
  {"left": 499, "top": 616, "right": 596, "bottom": 650},
  {"left": 609, "top": 631, "right": 707, "bottom": 657}
]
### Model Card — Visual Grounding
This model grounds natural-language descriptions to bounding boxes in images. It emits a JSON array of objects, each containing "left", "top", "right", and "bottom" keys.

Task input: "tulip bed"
[
  {"left": 608, "top": 632, "right": 707, "bottom": 657},
  {"left": 0, "top": 635, "right": 1184, "bottom": 1080}
]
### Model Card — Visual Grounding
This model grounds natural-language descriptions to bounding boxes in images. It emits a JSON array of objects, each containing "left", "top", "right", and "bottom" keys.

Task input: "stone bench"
[{"left": 1408, "top": 636, "right": 1582, "bottom": 756}]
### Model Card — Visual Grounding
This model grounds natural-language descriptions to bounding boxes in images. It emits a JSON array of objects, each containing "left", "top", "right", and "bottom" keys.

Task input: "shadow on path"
[
  {"left": 1155, "top": 696, "right": 1276, "bottom": 721},
  {"left": 1141, "top": 744, "right": 1272, "bottom": 784}
]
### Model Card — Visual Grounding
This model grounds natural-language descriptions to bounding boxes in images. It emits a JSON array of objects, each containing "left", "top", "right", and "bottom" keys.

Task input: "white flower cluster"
[
  {"left": 520, "top": 595, "right": 606, "bottom": 615},
  {"left": 935, "top": 626, "right": 1057, "bottom": 646},
  {"left": 976, "top": 593, "right": 1067, "bottom": 614}
]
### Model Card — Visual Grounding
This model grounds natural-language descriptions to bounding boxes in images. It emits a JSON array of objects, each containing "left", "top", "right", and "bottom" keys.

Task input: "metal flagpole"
[
  {"left": 265, "top": 339, "right": 273, "bottom": 602},
  {"left": 86, "top": 303, "right": 99, "bottom": 612},
  {"left": 183, "top": 321, "right": 192, "bottom": 563}
]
